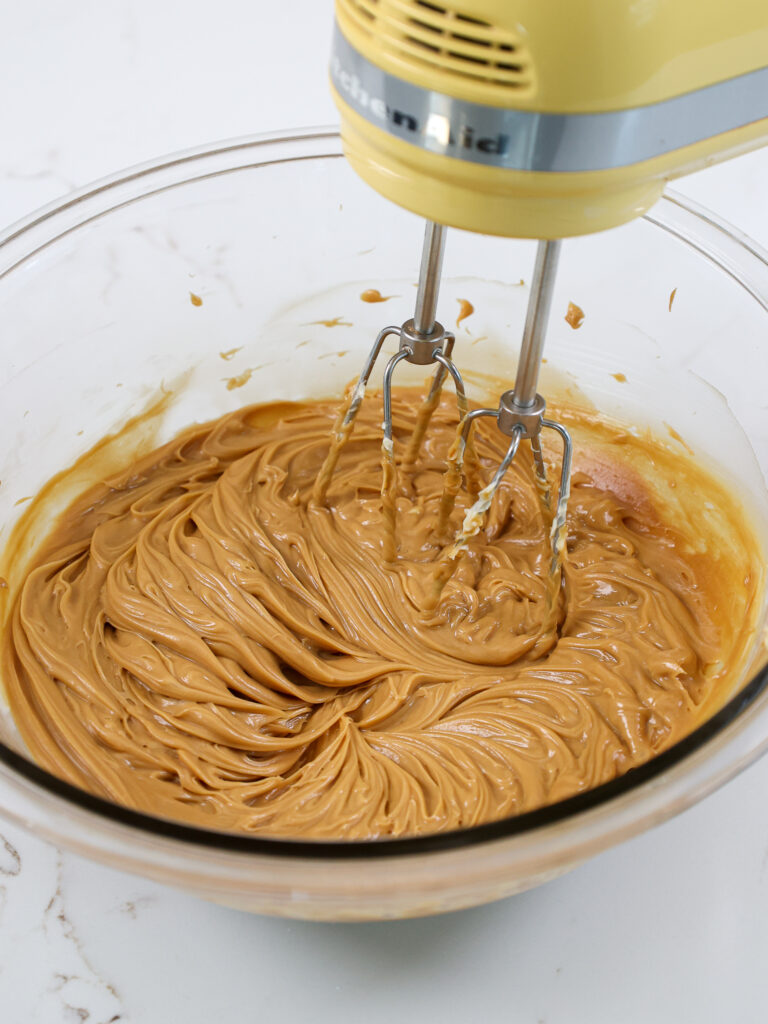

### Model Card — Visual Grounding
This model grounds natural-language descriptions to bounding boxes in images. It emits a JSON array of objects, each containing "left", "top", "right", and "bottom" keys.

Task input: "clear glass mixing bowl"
[{"left": 0, "top": 128, "right": 767, "bottom": 921}]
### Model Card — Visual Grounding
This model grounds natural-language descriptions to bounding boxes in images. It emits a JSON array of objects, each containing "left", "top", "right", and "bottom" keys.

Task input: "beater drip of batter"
[{"left": 2, "top": 389, "right": 761, "bottom": 838}]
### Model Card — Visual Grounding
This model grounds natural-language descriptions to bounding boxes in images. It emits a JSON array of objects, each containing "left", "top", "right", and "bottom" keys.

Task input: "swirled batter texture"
[{"left": 2, "top": 391, "right": 763, "bottom": 837}]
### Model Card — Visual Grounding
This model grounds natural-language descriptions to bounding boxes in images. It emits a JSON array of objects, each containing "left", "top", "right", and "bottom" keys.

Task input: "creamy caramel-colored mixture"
[{"left": 1, "top": 389, "right": 763, "bottom": 838}]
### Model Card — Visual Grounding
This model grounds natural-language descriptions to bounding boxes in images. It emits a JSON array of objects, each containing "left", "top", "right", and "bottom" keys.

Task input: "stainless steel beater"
[
  {"left": 313, "top": 220, "right": 471, "bottom": 512},
  {"left": 439, "top": 240, "right": 573, "bottom": 576},
  {"left": 314, "top": 223, "right": 572, "bottom": 579}
]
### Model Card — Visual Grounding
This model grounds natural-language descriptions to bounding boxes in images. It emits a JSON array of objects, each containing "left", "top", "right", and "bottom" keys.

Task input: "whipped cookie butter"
[{"left": 1, "top": 390, "right": 763, "bottom": 838}]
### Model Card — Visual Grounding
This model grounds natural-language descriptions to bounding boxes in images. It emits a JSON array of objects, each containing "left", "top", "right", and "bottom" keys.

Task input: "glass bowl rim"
[{"left": 0, "top": 126, "right": 767, "bottom": 861}]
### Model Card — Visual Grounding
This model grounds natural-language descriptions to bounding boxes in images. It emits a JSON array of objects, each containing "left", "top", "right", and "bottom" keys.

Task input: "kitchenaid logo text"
[{"left": 331, "top": 54, "right": 510, "bottom": 156}]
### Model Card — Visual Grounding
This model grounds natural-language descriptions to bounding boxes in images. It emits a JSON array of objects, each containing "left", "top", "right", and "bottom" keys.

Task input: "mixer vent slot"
[{"left": 339, "top": 0, "right": 533, "bottom": 92}]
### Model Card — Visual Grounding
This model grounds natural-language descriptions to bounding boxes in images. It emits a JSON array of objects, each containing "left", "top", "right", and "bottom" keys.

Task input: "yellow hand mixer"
[{"left": 317, "top": 0, "right": 768, "bottom": 570}]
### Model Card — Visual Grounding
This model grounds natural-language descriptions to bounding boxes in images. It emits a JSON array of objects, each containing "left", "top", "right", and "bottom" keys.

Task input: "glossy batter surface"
[{"left": 2, "top": 391, "right": 762, "bottom": 837}]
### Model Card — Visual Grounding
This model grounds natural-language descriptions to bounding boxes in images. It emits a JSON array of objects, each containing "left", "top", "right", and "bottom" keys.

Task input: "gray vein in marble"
[
  {"left": 0, "top": 831, "right": 21, "bottom": 875},
  {"left": 0, "top": 149, "right": 78, "bottom": 195},
  {"left": 118, "top": 896, "right": 155, "bottom": 920},
  {"left": 41, "top": 854, "right": 125, "bottom": 1023}
]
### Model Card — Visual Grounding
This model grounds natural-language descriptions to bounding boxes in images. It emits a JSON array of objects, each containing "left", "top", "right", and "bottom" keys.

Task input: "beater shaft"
[
  {"left": 413, "top": 222, "right": 446, "bottom": 336},
  {"left": 515, "top": 240, "right": 561, "bottom": 407}
]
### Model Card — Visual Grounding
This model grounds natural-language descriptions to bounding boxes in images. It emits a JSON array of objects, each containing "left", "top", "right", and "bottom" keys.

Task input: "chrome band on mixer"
[{"left": 331, "top": 25, "right": 768, "bottom": 173}]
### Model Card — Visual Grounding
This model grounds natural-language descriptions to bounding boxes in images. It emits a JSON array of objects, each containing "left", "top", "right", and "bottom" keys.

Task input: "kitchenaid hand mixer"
[{"left": 318, "top": 0, "right": 768, "bottom": 575}]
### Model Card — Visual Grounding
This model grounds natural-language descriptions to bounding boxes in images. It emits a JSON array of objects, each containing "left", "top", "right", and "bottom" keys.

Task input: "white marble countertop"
[{"left": 1, "top": 2, "right": 768, "bottom": 1021}]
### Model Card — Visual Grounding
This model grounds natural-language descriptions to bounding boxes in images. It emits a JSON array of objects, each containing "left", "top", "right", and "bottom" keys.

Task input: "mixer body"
[{"left": 331, "top": 0, "right": 768, "bottom": 237}]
